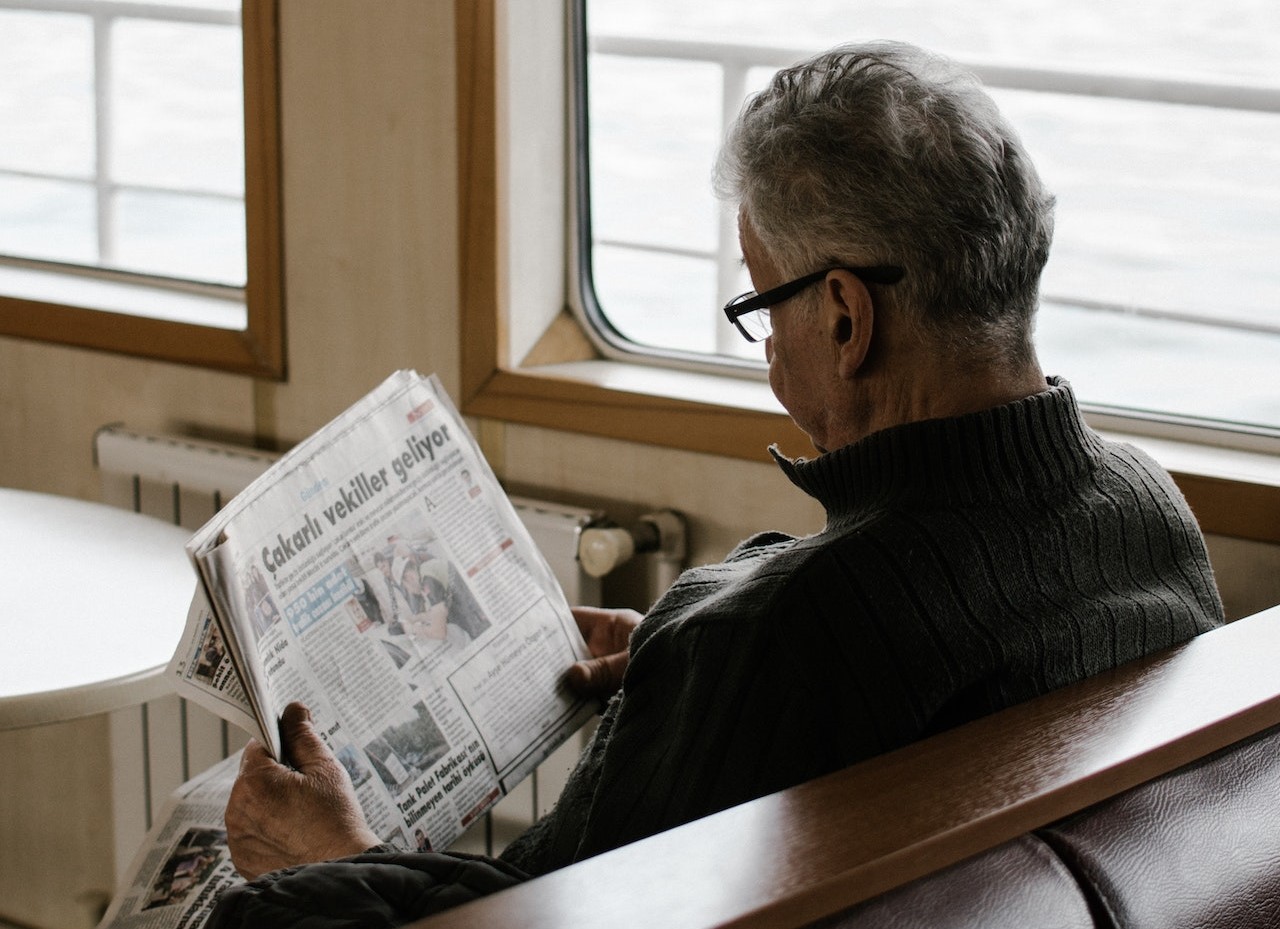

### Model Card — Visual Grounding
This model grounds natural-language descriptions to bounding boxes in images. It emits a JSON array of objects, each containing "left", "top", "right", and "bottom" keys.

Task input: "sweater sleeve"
[
  {"left": 205, "top": 850, "right": 528, "bottom": 929},
  {"left": 560, "top": 577, "right": 852, "bottom": 865}
]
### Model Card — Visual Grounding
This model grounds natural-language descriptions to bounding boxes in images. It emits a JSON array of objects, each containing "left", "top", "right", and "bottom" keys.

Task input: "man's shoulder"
[
  {"left": 636, "top": 525, "right": 885, "bottom": 645},
  {"left": 1092, "top": 433, "right": 1183, "bottom": 488}
]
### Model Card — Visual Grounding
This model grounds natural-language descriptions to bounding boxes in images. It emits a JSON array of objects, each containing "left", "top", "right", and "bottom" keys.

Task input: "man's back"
[{"left": 501, "top": 379, "right": 1223, "bottom": 874}]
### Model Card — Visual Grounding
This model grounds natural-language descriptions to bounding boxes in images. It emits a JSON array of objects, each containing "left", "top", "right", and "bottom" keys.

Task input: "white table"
[{"left": 0, "top": 487, "right": 196, "bottom": 730}]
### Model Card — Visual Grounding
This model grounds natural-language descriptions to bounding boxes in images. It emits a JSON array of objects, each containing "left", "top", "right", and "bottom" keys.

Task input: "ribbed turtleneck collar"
[{"left": 771, "top": 377, "right": 1105, "bottom": 520}]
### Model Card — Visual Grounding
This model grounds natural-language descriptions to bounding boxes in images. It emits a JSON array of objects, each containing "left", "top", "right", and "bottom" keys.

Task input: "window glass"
[
  {"left": 115, "top": 189, "right": 246, "bottom": 283},
  {"left": 0, "top": 0, "right": 244, "bottom": 287},
  {"left": 113, "top": 19, "right": 244, "bottom": 196},
  {"left": 1, "top": 12, "right": 94, "bottom": 176},
  {"left": 582, "top": 0, "right": 1280, "bottom": 433},
  {"left": 0, "top": 176, "right": 97, "bottom": 264},
  {"left": 588, "top": 56, "right": 722, "bottom": 354}
]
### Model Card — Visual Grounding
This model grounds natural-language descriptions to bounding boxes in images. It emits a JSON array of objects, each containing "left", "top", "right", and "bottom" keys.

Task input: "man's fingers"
[
  {"left": 570, "top": 606, "right": 612, "bottom": 639},
  {"left": 567, "top": 651, "right": 628, "bottom": 699},
  {"left": 571, "top": 606, "right": 642, "bottom": 657}
]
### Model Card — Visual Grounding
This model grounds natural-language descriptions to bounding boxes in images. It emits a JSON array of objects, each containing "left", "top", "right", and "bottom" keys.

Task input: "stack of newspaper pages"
[{"left": 98, "top": 370, "right": 594, "bottom": 928}]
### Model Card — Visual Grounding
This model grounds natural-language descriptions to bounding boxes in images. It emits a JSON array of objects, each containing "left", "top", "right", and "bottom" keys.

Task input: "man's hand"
[
  {"left": 565, "top": 606, "right": 643, "bottom": 701},
  {"left": 225, "top": 702, "right": 381, "bottom": 880}
]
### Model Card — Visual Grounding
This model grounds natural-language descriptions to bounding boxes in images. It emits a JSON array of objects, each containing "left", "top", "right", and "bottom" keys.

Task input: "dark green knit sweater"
[
  {"left": 502, "top": 378, "right": 1224, "bottom": 874},
  {"left": 207, "top": 380, "right": 1226, "bottom": 928}
]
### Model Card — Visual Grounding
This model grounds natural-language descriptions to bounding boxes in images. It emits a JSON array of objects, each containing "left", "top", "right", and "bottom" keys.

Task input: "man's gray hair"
[{"left": 715, "top": 41, "right": 1055, "bottom": 364}]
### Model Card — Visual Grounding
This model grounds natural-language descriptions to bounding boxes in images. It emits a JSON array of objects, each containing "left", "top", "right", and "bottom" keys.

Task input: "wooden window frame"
[
  {"left": 0, "top": 0, "right": 285, "bottom": 379},
  {"left": 456, "top": 0, "right": 1280, "bottom": 546}
]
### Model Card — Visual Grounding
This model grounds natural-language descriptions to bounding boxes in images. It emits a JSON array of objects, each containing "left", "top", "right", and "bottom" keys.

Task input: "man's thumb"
[{"left": 279, "top": 702, "right": 329, "bottom": 770}]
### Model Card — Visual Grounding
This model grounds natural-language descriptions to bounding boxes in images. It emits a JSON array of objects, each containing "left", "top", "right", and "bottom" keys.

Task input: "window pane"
[
  {"left": 0, "top": 12, "right": 93, "bottom": 176},
  {"left": 114, "top": 189, "right": 246, "bottom": 285},
  {"left": 593, "top": 245, "right": 717, "bottom": 354},
  {"left": 113, "top": 19, "right": 245, "bottom": 196},
  {"left": 1001, "top": 91, "right": 1280, "bottom": 328},
  {"left": 588, "top": 55, "right": 724, "bottom": 351},
  {"left": 589, "top": 57, "right": 721, "bottom": 253},
  {"left": 582, "top": 0, "right": 1280, "bottom": 433},
  {"left": 1037, "top": 306, "right": 1280, "bottom": 429},
  {"left": 0, "top": 176, "right": 96, "bottom": 264}
]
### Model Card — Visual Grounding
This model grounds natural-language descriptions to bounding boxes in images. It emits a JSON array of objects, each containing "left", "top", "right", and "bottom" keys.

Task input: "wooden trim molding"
[
  {"left": 462, "top": 367, "right": 806, "bottom": 464},
  {"left": 240, "top": 0, "right": 286, "bottom": 379},
  {"left": 1175, "top": 471, "right": 1280, "bottom": 545},
  {"left": 457, "top": 0, "right": 501, "bottom": 403},
  {"left": 0, "top": 0, "right": 285, "bottom": 379}
]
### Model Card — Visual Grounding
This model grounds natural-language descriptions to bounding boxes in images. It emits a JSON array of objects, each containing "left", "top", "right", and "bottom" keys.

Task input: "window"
[
  {"left": 0, "top": 0, "right": 282, "bottom": 377},
  {"left": 576, "top": 0, "right": 1280, "bottom": 437}
]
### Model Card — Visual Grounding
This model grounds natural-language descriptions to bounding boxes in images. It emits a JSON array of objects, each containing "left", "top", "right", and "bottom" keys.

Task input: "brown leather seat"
[
  {"left": 809, "top": 835, "right": 1094, "bottom": 929},
  {"left": 807, "top": 724, "right": 1280, "bottom": 928},
  {"left": 1040, "top": 725, "right": 1280, "bottom": 929}
]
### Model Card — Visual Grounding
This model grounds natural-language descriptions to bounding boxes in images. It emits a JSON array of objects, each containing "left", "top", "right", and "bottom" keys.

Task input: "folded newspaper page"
[
  {"left": 164, "top": 370, "right": 594, "bottom": 853},
  {"left": 96, "top": 754, "right": 242, "bottom": 929}
]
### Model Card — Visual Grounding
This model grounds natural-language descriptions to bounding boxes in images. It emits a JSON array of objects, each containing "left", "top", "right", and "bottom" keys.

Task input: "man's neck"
[{"left": 830, "top": 357, "right": 1048, "bottom": 452}]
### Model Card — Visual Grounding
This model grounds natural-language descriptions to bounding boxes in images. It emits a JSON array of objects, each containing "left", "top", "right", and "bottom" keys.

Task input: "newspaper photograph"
[
  {"left": 169, "top": 370, "right": 595, "bottom": 853},
  {"left": 96, "top": 754, "right": 242, "bottom": 929}
]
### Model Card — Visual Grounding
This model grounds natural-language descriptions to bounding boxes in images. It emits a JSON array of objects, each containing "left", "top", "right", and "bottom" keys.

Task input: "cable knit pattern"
[{"left": 501, "top": 378, "right": 1223, "bottom": 875}]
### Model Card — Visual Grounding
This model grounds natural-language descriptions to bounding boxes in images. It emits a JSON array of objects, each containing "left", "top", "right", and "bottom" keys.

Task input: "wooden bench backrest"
[{"left": 415, "top": 605, "right": 1280, "bottom": 929}]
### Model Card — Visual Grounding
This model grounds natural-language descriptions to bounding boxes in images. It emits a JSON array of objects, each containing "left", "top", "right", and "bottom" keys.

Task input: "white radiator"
[{"left": 92, "top": 425, "right": 670, "bottom": 873}]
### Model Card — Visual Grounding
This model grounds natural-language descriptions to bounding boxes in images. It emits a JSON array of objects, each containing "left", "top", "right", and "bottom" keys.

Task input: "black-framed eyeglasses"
[{"left": 722, "top": 265, "right": 905, "bottom": 343}]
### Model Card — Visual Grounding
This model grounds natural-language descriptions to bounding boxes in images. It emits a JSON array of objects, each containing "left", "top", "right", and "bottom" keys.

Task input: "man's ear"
[{"left": 821, "top": 270, "right": 874, "bottom": 379}]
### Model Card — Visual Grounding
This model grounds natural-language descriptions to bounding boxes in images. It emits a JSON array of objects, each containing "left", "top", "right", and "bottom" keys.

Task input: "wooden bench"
[{"left": 412, "top": 603, "right": 1280, "bottom": 929}]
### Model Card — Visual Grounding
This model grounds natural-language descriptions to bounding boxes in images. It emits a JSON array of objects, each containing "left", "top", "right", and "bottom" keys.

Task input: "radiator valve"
[{"left": 579, "top": 509, "right": 686, "bottom": 579}]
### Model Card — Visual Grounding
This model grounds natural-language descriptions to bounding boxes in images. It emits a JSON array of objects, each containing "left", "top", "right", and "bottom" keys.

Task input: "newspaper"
[
  {"left": 100, "top": 371, "right": 594, "bottom": 928},
  {"left": 96, "top": 755, "right": 243, "bottom": 929}
]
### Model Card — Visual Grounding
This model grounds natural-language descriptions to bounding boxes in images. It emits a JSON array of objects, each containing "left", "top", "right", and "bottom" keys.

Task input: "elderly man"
[{"left": 209, "top": 41, "right": 1223, "bottom": 925}]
